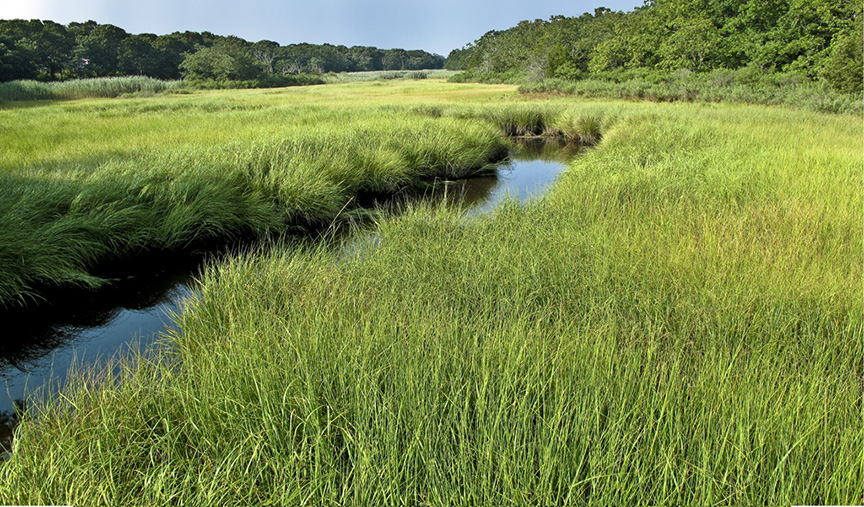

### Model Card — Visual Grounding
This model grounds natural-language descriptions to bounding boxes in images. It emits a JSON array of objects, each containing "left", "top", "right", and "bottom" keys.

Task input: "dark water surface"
[
  {"left": 1, "top": 252, "right": 203, "bottom": 409},
  {"left": 432, "top": 138, "right": 580, "bottom": 214},
  {"left": 0, "top": 138, "right": 578, "bottom": 448}
]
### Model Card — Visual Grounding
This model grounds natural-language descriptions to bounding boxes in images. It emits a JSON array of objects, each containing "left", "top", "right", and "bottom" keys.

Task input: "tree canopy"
[
  {"left": 445, "top": 0, "right": 863, "bottom": 93},
  {"left": 0, "top": 19, "right": 445, "bottom": 82}
]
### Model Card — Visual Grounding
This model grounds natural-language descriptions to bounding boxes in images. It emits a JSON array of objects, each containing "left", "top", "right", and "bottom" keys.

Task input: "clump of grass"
[
  {"left": 556, "top": 113, "right": 605, "bottom": 143},
  {"left": 410, "top": 104, "right": 444, "bottom": 117},
  {"left": 476, "top": 105, "right": 559, "bottom": 136}
]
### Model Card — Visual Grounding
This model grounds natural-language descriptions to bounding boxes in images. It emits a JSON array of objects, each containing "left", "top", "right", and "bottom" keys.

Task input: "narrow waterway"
[
  {"left": 431, "top": 137, "right": 580, "bottom": 214},
  {"left": 0, "top": 137, "right": 579, "bottom": 448}
]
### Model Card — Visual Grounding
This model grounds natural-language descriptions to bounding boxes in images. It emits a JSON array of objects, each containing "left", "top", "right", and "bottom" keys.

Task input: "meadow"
[
  {"left": 0, "top": 81, "right": 518, "bottom": 306},
  {"left": 0, "top": 80, "right": 861, "bottom": 505}
]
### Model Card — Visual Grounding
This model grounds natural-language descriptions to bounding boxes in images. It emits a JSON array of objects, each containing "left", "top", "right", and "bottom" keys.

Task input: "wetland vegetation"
[
  {"left": 447, "top": 1, "right": 863, "bottom": 114},
  {"left": 0, "top": 75, "right": 861, "bottom": 506}
]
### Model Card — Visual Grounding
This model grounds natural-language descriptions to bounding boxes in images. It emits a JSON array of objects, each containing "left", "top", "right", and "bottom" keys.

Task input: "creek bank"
[{"left": 0, "top": 137, "right": 580, "bottom": 456}]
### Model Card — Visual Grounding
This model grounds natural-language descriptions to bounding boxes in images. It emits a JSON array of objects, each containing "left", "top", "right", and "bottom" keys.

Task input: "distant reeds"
[
  {"left": 0, "top": 76, "right": 184, "bottom": 101},
  {"left": 323, "top": 69, "right": 457, "bottom": 83}
]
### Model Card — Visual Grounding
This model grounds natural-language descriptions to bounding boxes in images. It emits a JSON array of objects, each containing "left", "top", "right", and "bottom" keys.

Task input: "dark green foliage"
[
  {"left": 444, "top": 0, "right": 861, "bottom": 96},
  {"left": 0, "top": 39, "right": 36, "bottom": 81},
  {"left": 179, "top": 38, "right": 259, "bottom": 81},
  {"left": 545, "top": 42, "right": 570, "bottom": 77},
  {"left": 821, "top": 14, "right": 863, "bottom": 94},
  {"left": 519, "top": 68, "right": 863, "bottom": 115},
  {"left": 118, "top": 34, "right": 162, "bottom": 77},
  {"left": 444, "top": 46, "right": 474, "bottom": 70},
  {"left": 73, "top": 23, "right": 128, "bottom": 77},
  {"left": 0, "top": 19, "right": 73, "bottom": 80},
  {"left": 0, "top": 19, "right": 445, "bottom": 85}
]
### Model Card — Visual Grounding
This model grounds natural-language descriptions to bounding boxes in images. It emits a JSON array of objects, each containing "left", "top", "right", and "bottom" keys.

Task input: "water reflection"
[
  {"left": 0, "top": 251, "right": 204, "bottom": 412},
  {"left": 357, "top": 137, "right": 579, "bottom": 216},
  {"left": 342, "top": 137, "right": 578, "bottom": 260},
  {"left": 425, "top": 137, "right": 579, "bottom": 214}
]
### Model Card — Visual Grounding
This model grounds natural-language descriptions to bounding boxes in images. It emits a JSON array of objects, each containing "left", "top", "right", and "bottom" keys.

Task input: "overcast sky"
[{"left": 0, "top": 1, "right": 643, "bottom": 56}]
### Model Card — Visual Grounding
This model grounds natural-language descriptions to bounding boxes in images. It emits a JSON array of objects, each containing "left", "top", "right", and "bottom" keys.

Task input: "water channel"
[{"left": 0, "top": 137, "right": 580, "bottom": 449}]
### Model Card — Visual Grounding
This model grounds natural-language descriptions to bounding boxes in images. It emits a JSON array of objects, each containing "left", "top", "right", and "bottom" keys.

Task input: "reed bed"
[
  {"left": 0, "top": 76, "right": 184, "bottom": 101},
  {"left": 0, "top": 82, "right": 860, "bottom": 505},
  {"left": 323, "top": 69, "right": 458, "bottom": 83}
]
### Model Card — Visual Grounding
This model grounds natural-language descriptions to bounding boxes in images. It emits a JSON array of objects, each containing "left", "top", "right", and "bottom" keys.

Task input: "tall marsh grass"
[
  {"left": 520, "top": 73, "right": 864, "bottom": 115},
  {"left": 0, "top": 112, "right": 507, "bottom": 306},
  {"left": 323, "top": 69, "right": 458, "bottom": 83},
  {"left": 0, "top": 76, "right": 184, "bottom": 101},
  {"left": 0, "top": 82, "right": 860, "bottom": 505}
]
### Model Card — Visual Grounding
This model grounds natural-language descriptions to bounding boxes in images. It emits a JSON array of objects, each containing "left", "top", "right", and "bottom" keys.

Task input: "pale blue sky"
[{"left": 1, "top": 0, "right": 643, "bottom": 56}]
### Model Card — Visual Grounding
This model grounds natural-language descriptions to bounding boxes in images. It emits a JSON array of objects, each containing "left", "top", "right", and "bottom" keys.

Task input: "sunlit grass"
[{"left": 0, "top": 81, "right": 860, "bottom": 505}]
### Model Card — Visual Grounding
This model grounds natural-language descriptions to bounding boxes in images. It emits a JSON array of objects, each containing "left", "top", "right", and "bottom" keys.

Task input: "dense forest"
[
  {"left": 445, "top": 0, "right": 863, "bottom": 93},
  {"left": 0, "top": 19, "right": 445, "bottom": 83}
]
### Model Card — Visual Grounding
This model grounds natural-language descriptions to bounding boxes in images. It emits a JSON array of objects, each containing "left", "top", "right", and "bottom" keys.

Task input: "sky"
[{"left": 0, "top": 0, "right": 643, "bottom": 56}]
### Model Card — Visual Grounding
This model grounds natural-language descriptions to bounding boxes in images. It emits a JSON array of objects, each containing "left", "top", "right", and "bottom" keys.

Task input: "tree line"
[
  {"left": 0, "top": 19, "right": 445, "bottom": 82},
  {"left": 444, "top": 0, "right": 863, "bottom": 93}
]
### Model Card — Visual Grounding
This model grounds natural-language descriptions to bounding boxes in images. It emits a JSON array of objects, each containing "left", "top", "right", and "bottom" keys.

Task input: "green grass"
[
  {"left": 0, "top": 82, "right": 861, "bottom": 505},
  {"left": 0, "top": 83, "right": 515, "bottom": 306},
  {"left": 0, "top": 76, "right": 185, "bottom": 101}
]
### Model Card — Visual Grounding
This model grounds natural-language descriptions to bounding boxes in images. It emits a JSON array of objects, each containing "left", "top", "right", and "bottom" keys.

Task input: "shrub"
[{"left": 821, "top": 19, "right": 864, "bottom": 94}]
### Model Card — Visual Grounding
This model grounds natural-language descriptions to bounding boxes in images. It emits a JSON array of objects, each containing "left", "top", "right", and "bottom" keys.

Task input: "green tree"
[
  {"left": 18, "top": 21, "right": 73, "bottom": 79},
  {"left": 821, "top": 13, "right": 863, "bottom": 93},
  {"left": 150, "top": 33, "right": 197, "bottom": 80},
  {"left": 589, "top": 10, "right": 661, "bottom": 72},
  {"left": 346, "top": 46, "right": 384, "bottom": 71},
  {"left": 73, "top": 23, "right": 128, "bottom": 77},
  {"left": 252, "top": 40, "right": 279, "bottom": 75},
  {"left": 179, "top": 38, "right": 259, "bottom": 80},
  {"left": 118, "top": 34, "right": 161, "bottom": 76},
  {"left": 0, "top": 38, "right": 36, "bottom": 81},
  {"left": 382, "top": 48, "right": 408, "bottom": 70},
  {"left": 444, "top": 46, "right": 475, "bottom": 70},
  {"left": 546, "top": 42, "right": 570, "bottom": 76},
  {"left": 657, "top": 16, "right": 725, "bottom": 70}
]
